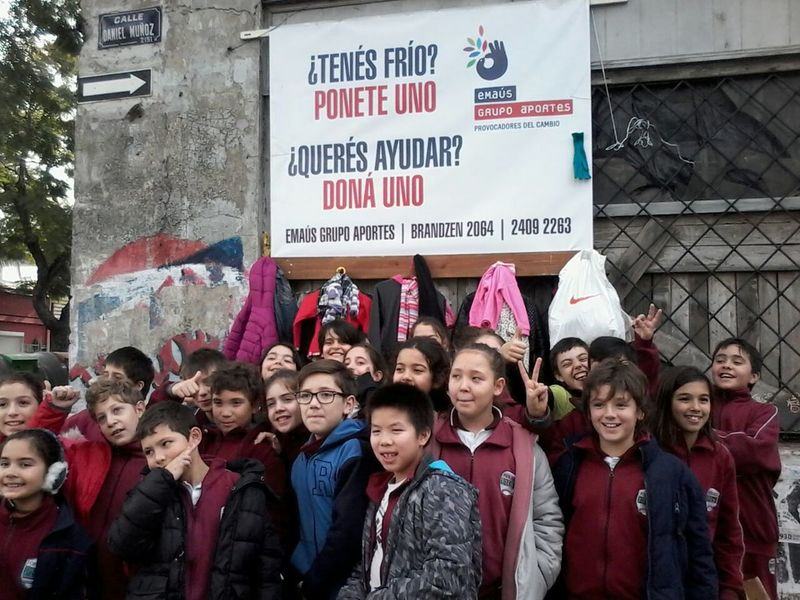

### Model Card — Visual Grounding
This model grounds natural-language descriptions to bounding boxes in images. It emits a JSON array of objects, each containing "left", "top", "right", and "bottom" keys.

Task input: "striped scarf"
[{"left": 397, "top": 278, "right": 419, "bottom": 342}]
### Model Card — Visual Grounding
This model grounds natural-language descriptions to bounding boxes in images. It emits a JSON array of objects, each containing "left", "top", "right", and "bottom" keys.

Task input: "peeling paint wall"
[{"left": 72, "top": 0, "right": 263, "bottom": 389}]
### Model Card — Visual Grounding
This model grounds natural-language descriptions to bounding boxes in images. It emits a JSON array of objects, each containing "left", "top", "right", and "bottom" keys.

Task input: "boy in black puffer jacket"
[{"left": 108, "top": 402, "right": 283, "bottom": 600}]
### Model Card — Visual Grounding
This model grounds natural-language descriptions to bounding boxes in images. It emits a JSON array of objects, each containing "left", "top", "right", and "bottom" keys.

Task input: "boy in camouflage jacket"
[{"left": 338, "top": 384, "right": 482, "bottom": 599}]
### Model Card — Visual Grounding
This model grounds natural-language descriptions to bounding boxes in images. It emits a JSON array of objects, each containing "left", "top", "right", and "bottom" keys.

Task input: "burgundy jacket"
[
  {"left": 713, "top": 387, "right": 780, "bottom": 557},
  {"left": 668, "top": 433, "right": 745, "bottom": 599},
  {"left": 224, "top": 257, "right": 279, "bottom": 364},
  {"left": 562, "top": 435, "right": 649, "bottom": 599}
]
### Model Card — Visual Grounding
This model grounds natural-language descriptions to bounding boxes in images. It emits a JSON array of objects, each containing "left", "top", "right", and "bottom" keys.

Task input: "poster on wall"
[
  {"left": 777, "top": 447, "right": 800, "bottom": 597},
  {"left": 269, "top": 0, "right": 593, "bottom": 258}
]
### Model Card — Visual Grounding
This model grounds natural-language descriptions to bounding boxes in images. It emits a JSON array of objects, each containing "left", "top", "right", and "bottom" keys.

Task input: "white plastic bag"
[{"left": 548, "top": 250, "right": 630, "bottom": 347}]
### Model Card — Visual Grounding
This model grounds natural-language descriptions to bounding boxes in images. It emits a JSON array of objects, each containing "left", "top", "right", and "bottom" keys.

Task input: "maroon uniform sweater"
[
  {"left": 668, "top": 433, "right": 744, "bottom": 599},
  {"left": 713, "top": 387, "right": 780, "bottom": 558},
  {"left": 0, "top": 496, "right": 58, "bottom": 598},
  {"left": 181, "top": 459, "right": 240, "bottom": 600},
  {"left": 564, "top": 436, "right": 648, "bottom": 600}
]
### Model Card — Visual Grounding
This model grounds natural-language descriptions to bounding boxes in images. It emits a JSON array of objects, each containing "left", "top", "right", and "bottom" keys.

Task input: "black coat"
[
  {"left": 368, "top": 279, "right": 449, "bottom": 359},
  {"left": 107, "top": 459, "right": 283, "bottom": 600},
  {"left": 28, "top": 497, "right": 97, "bottom": 600}
]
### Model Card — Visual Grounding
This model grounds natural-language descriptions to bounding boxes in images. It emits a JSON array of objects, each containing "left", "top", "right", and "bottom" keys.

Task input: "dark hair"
[
  {"left": 345, "top": 343, "right": 388, "bottom": 383},
  {"left": 136, "top": 402, "right": 198, "bottom": 440},
  {"left": 86, "top": 378, "right": 144, "bottom": 419},
  {"left": 208, "top": 363, "right": 263, "bottom": 407},
  {"left": 550, "top": 337, "right": 589, "bottom": 375},
  {"left": 649, "top": 366, "right": 714, "bottom": 448},
  {"left": 366, "top": 383, "right": 434, "bottom": 439},
  {"left": 105, "top": 346, "right": 155, "bottom": 393},
  {"left": 260, "top": 342, "right": 305, "bottom": 372},
  {"left": 392, "top": 338, "right": 451, "bottom": 390},
  {"left": 582, "top": 358, "right": 649, "bottom": 427},
  {"left": 454, "top": 343, "right": 506, "bottom": 380},
  {"left": 453, "top": 326, "right": 504, "bottom": 350},
  {"left": 180, "top": 348, "right": 227, "bottom": 380},
  {"left": 1, "top": 428, "right": 63, "bottom": 468},
  {"left": 0, "top": 372, "right": 45, "bottom": 404},
  {"left": 298, "top": 359, "right": 357, "bottom": 398},
  {"left": 588, "top": 336, "right": 636, "bottom": 364},
  {"left": 317, "top": 320, "right": 367, "bottom": 355},
  {"left": 264, "top": 369, "right": 300, "bottom": 397},
  {"left": 411, "top": 317, "right": 450, "bottom": 349},
  {"left": 711, "top": 337, "right": 762, "bottom": 379}
]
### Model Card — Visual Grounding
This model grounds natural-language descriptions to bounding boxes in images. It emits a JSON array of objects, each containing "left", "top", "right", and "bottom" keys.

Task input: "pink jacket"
[
  {"left": 224, "top": 257, "right": 279, "bottom": 364},
  {"left": 469, "top": 262, "right": 530, "bottom": 334}
]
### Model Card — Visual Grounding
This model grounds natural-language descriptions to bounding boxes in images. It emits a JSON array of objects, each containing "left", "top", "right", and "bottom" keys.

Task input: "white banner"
[{"left": 269, "top": 0, "right": 593, "bottom": 258}]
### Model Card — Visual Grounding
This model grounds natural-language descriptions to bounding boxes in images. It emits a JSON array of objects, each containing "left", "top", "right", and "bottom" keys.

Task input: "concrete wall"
[{"left": 71, "top": 0, "right": 263, "bottom": 388}]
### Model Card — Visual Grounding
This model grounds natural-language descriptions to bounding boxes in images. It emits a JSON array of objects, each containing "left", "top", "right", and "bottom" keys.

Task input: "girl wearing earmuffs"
[{"left": 0, "top": 429, "right": 97, "bottom": 599}]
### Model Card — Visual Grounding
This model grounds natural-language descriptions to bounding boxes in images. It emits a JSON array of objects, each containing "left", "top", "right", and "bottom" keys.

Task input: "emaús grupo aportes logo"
[{"left": 463, "top": 25, "right": 508, "bottom": 81}]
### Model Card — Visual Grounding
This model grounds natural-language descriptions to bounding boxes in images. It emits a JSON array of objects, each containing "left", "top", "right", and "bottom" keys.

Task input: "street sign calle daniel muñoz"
[
  {"left": 77, "top": 70, "right": 152, "bottom": 103},
  {"left": 98, "top": 7, "right": 162, "bottom": 49}
]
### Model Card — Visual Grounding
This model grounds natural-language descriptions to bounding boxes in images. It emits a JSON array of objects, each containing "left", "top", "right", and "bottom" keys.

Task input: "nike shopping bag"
[{"left": 548, "top": 250, "right": 630, "bottom": 347}]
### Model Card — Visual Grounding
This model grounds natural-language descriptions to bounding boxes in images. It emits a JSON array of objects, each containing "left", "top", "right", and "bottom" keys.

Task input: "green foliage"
[{"left": 0, "top": 0, "right": 81, "bottom": 347}]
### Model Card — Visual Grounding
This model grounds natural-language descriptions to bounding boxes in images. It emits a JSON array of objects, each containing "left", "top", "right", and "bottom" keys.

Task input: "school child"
[
  {"left": 344, "top": 344, "right": 387, "bottom": 384},
  {"left": 0, "top": 429, "right": 96, "bottom": 600},
  {"left": 710, "top": 337, "right": 781, "bottom": 599},
  {"left": 201, "top": 364, "right": 287, "bottom": 501},
  {"left": 108, "top": 402, "right": 283, "bottom": 599},
  {"left": 410, "top": 317, "right": 451, "bottom": 351},
  {"left": 430, "top": 343, "right": 563, "bottom": 599},
  {"left": 291, "top": 359, "right": 378, "bottom": 599},
  {"left": 63, "top": 345, "right": 155, "bottom": 442},
  {"left": 0, "top": 372, "right": 45, "bottom": 442},
  {"left": 337, "top": 383, "right": 482, "bottom": 599},
  {"left": 262, "top": 342, "right": 305, "bottom": 379},
  {"left": 345, "top": 343, "right": 387, "bottom": 414},
  {"left": 28, "top": 377, "right": 148, "bottom": 599},
  {"left": 533, "top": 337, "right": 591, "bottom": 461},
  {"left": 265, "top": 369, "right": 309, "bottom": 467},
  {"left": 650, "top": 366, "right": 745, "bottom": 599},
  {"left": 151, "top": 348, "right": 227, "bottom": 427},
  {"left": 318, "top": 320, "right": 367, "bottom": 362},
  {"left": 551, "top": 358, "right": 717, "bottom": 600},
  {"left": 392, "top": 338, "right": 451, "bottom": 412}
]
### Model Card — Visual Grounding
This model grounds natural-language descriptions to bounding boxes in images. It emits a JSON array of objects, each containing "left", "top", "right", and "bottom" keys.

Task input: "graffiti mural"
[{"left": 70, "top": 234, "right": 246, "bottom": 391}]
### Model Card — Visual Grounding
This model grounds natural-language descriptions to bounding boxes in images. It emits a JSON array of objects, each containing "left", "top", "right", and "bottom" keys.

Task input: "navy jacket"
[
  {"left": 29, "top": 497, "right": 97, "bottom": 600},
  {"left": 551, "top": 436, "right": 718, "bottom": 600}
]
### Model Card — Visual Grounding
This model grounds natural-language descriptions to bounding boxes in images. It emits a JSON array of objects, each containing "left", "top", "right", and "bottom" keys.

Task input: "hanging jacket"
[
  {"left": 551, "top": 434, "right": 718, "bottom": 600},
  {"left": 428, "top": 410, "right": 563, "bottom": 599},
  {"left": 293, "top": 290, "right": 372, "bottom": 357},
  {"left": 413, "top": 254, "right": 446, "bottom": 323},
  {"left": 107, "top": 459, "right": 283, "bottom": 600},
  {"left": 368, "top": 279, "right": 450, "bottom": 358},
  {"left": 713, "top": 386, "right": 780, "bottom": 558},
  {"left": 667, "top": 433, "right": 745, "bottom": 600},
  {"left": 291, "top": 419, "right": 379, "bottom": 598},
  {"left": 469, "top": 262, "right": 530, "bottom": 333},
  {"left": 0, "top": 496, "right": 97, "bottom": 600},
  {"left": 274, "top": 266, "right": 298, "bottom": 343},
  {"left": 224, "top": 257, "right": 280, "bottom": 364},
  {"left": 337, "top": 455, "right": 483, "bottom": 599}
]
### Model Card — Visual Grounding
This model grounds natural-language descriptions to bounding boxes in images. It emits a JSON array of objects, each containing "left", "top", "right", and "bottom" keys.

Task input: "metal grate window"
[{"left": 591, "top": 71, "right": 800, "bottom": 432}]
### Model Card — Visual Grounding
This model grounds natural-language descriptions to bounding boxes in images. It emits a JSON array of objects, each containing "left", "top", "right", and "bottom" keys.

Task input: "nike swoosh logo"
[{"left": 569, "top": 294, "right": 600, "bottom": 305}]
